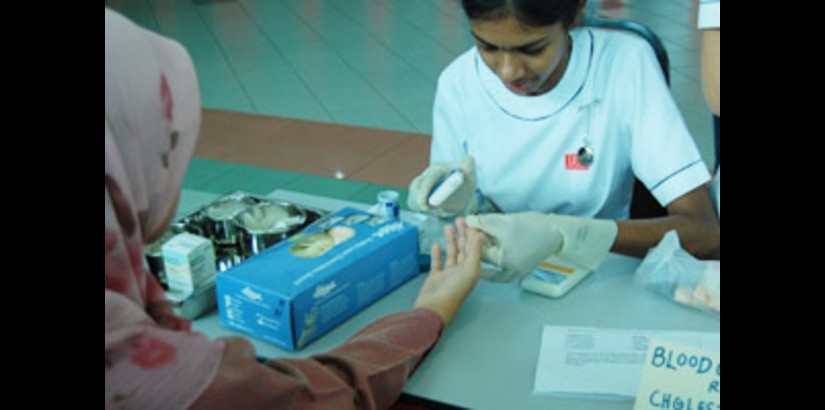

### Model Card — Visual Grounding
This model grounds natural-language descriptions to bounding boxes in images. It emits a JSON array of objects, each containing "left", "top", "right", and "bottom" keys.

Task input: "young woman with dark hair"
[{"left": 408, "top": 0, "right": 720, "bottom": 282}]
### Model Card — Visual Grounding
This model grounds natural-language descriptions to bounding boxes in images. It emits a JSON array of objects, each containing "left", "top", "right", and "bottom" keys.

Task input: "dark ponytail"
[{"left": 461, "top": 0, "right": 582, "bottom": 28}]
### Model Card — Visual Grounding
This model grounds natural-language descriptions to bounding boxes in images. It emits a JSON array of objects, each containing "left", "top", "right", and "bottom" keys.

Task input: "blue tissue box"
[{"left": 216, "top": 207, "right": 419, "bottom": 351}]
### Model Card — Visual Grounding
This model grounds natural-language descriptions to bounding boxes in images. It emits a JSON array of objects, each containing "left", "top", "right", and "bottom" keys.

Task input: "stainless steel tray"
[{"left": 145, "top": 191, "right": 327, "bottom": 289}]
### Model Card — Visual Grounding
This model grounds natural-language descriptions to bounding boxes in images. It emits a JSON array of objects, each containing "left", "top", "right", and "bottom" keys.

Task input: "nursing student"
[
  {"left": 408, "top": 0, "right": 720, "bottom": 281},
  {"left": 105, "top": 9, "right": 485, "bottom": 408}
]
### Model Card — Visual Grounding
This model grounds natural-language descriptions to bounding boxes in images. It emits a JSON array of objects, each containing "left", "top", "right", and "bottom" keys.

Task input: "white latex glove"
[
  {"left": 465, "top": 212, "right": 618, "bottom": 282},
  {"left": 407, "top": 156, "right": 478, "bottom": 217}
]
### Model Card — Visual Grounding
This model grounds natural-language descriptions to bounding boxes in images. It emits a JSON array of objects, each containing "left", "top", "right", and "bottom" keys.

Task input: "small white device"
[
  {"left": 520, "top": 257, "right": 593, "bottom": 298},
  {"left": 428, "top": 169, "right": 465, "bottom": 207}
]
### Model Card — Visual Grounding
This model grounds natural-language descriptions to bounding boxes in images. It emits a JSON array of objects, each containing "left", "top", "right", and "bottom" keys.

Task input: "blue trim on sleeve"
[{"left": 649, "top": 159, "right": 705, "bottom": 192}]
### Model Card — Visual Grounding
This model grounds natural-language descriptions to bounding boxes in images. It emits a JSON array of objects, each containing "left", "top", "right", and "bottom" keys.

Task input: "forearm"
[
  {"left": 612, "top": 213, "right": 720, "bottom": 259},
  {"left": 193, "top": 309, "right": 443, "bottom": 409}
]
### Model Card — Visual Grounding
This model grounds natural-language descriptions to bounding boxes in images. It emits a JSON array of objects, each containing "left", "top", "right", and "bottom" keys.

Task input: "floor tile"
[{"left": 110, "top": 0, "right": 717, "bottom": 177}]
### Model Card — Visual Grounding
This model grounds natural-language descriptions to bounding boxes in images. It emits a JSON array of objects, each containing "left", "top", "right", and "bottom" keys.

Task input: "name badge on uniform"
[{"left": 565, "top": 153, "right": 590, "bottom": 171}]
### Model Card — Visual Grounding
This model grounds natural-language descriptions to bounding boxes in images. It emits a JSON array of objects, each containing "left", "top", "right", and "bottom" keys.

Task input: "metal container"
[
  {"left": 234, "top": 202, "right": 307, "bottom": 256},
  {"left": 203, "top": 194, "right": 259, "bottom": 245},
  {"left": 167, "top": 283, "right": 217, "bottom": 320},
  {"left": 156, "top": 192, "right": 326, "bottom": 275},
  {"left": 215, "top": 245, "right": 244, "bottom": 272},
  {"left": 171, "top": 213, "right": 207, "bottom": 237}
]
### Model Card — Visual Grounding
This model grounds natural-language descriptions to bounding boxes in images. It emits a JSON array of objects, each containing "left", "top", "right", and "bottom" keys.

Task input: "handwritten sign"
[{"left": 634, "top": 339, "right": 720, "bottom": 410}]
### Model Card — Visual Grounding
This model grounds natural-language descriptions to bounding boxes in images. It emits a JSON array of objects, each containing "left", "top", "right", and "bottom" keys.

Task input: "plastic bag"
[{"left": 633, "top": 231, "right": 720, "bottom": 316}]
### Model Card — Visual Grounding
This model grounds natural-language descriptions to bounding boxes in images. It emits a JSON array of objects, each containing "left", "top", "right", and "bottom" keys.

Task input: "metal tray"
[{"left": 145, "top": 191, "right": 327, "bottom": 288}]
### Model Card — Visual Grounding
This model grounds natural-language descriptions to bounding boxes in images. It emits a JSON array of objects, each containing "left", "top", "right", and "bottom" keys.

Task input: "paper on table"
[{"left": 533, "top": 326, "right": 720, "bottom": 400}]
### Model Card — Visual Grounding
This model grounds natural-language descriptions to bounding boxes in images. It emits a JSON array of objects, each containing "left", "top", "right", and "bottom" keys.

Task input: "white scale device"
[{"left": 520, "top": 257, "right": 593, "bottom": 298}]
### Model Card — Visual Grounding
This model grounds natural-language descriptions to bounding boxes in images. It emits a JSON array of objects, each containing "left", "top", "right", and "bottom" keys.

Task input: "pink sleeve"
[
  {"left": 144, "top": 269, "right": 169, "bottom": 305},
  {"left": 191, "top": 309, "right": 444, "bottom": 409},
  {"left": 105, "top": 307, "right": 225, "bottom": 409}
]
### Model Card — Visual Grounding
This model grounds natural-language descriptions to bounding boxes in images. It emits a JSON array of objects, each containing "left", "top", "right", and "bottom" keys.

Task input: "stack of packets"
[
  {"left": 162, "top": 233, "right": 219, "bottom": 319},
  {"left": 633, "top": 231, "right": 719, "bottom": 315}
]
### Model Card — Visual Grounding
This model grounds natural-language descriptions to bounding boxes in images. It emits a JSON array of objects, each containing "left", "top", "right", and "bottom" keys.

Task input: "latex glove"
[
  {"left": 407, "top": 156, "right": 478, "bottom": 217},
  {"left": 465, "top": 212, "right": 618, "bottom": 282}
]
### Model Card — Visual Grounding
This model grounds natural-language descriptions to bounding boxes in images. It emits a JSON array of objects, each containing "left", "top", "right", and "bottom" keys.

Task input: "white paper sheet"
[{"left": 533, "top": 326, "right": 720, "bottom": 400}]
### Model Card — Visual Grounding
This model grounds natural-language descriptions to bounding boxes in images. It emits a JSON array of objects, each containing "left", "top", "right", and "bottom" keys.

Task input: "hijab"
[{"left": 105, "top": 8, "right": 222, "bottom": 408}]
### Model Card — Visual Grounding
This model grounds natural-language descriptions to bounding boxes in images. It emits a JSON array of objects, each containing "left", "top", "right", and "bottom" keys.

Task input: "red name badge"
[{"left": 565, "top": 153, "right": 590, "bottom": 171}]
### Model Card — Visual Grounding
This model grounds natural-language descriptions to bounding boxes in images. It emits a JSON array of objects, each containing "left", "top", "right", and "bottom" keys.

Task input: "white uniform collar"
[{"left": 475, "top": 28, "right": 594, "bottom": 121}]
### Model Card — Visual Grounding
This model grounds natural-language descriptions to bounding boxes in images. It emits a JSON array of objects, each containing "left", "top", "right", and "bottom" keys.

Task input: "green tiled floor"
[
  {"left": 186, "top": 158, "right": 408, "bottom": 207},
  {"left": 109, "top": 0, "right": 717, "bottom": 183}
]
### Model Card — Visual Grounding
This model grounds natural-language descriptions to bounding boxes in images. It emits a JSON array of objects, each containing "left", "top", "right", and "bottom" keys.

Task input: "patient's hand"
[{"left": 414, "top": 218, "right": 484, "bottom": 325}]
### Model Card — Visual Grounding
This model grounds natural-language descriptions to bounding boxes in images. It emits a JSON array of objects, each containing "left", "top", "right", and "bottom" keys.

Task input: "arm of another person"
[
  {"left": 191, "top": 221, "right": 485, "bottom": 409},
  {"left": 612, "top": 186, "right": 720, "bottom": 259},
  {"left": 701, "top": 29, "right": 720, "bottom": 116}
]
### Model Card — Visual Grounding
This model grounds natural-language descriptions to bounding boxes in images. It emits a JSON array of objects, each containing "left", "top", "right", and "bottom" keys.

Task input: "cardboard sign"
[{"left": 634, "top": 339, "right": 720, "bottom": 410}]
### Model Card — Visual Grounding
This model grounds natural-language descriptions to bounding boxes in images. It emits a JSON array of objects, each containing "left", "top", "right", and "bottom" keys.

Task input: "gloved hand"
[
  {"left": 407, "top": 156, "right": 478, "bottom": 217},
  {"left": 465, "top": 212, "right": 618, "bottom": 282}
]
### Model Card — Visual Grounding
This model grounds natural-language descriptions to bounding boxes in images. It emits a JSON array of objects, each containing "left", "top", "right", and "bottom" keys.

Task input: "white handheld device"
[
  {"left": 520, "top": 257, "right": 592, "bottom": 298},
  {"left": 427, "top": 170, "right": 465, "bottom": 207}
]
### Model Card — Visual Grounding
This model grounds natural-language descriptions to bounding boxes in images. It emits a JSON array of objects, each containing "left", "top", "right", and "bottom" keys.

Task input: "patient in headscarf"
[{"left": 105, "top": 8, "right": 484, "bottom": 409}]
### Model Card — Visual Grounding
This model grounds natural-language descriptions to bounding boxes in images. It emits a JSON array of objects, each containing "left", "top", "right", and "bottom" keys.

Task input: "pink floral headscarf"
[{"left": 105, "top": 8, "right": 222, "bottom": 408}]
